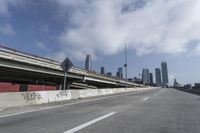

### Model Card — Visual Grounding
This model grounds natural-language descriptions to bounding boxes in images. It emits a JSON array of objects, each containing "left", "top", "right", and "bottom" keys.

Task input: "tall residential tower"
[
  {"left": 116, "top": 67, "right": 123, "bottom": 79},
  {"left": 161, "top": 61, "right": 169, "bottom": 86},
  {"left": 150, "top": 73, "right": 153, "bottom": 84},
  {"left": 85, "top": 54, "right": 92, "bottom": 71},
  {"left": 142, "top": 68, "right": 150, "bottom": 84},
  {"left": 155, "top": 68, "right": 162, "bottom": 86},
  {"left": 100, "top": 66, "right": 105, "bottom": 74}
]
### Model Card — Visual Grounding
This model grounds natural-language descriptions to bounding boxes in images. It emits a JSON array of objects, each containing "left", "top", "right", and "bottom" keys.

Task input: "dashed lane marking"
[
  {"left": 63, "top": 112, "right": 117, "bottom": 133},
  {"left": 142, "top": 97, "right": 150, "bottom": 101}
]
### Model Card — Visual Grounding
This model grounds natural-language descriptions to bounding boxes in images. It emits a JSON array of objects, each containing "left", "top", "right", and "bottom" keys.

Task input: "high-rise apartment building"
[
  {"left": 155, "top": 68, "right": 162, "bottom": 86},
  {"left": 161, "top": 61, "right": 169, "bottom": 86},
  {"left": 100, "top": 66, "right": 105, "bottom": 74},
  {"left": 142, "top": 68, "right": 150, "bottom": 84},
  {"left": 150, "top": 73, "right": 153, "bottom": 84},
  {"left": 116, "top": 67, "right": 123, "bottom": 79},
  {"left": 85, "top": 54, "right": 92, "bottom": 71}
]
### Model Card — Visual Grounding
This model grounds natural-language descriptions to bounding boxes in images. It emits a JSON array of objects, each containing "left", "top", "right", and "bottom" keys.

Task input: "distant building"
[
  {"left": 161, "top": 61, "right": 169, "bottom": 86},
  {"left": 133, "top": 77, "right": 141, "bottom": 83},
  {"left": 133, "top": 77, "right": 138, "bottom": 82},
  {"left": 128, "top": 78, "right": 133, "bottom": 82},
  {"left": 184, "top": 84, "right": 191, "bottom": 89},
  {"left": 142, "top": 68, "right": 150, "bottom": 84},
  {"left": 107, "top": 72, "right": 112, "bottom": 77},
  {"left": 116, "top": 72, "right": 120, "bottom": 78},
  {"left": 194, "top": 83, "right": 200, "bottom": 88},
  {"left": 100, "top": 66, "right": 105, "bottom": 74},
  {"left": 173, "top": 78, "right": 178, "bottom": 87},
  {"left": 150, "top": 73, "right": 153, "bottom": 84},
  {"left": 85, "top": 54, "right": 92, "bottom": 71},
  {"left": 155, "top": 68, "right": 162, "bottom": 86},
  {"left": 116, "top": 67, "right": 123, "bottom": 79}
]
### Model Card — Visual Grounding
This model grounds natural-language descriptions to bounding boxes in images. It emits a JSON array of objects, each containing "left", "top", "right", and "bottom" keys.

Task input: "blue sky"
[{"left": 1, "top": 0, "right": 200, "bottom": 85}]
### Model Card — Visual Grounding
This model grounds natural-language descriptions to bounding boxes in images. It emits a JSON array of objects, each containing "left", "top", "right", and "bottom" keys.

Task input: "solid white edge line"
[
  {"left": 63, "top": 112, "right": 117, "bottom": 133},
  {"left": 0, "top": 89, "right": 157, "bottom": 118},
  {"left": 142, "top": 97, "right": 150, "bottom": 101}
]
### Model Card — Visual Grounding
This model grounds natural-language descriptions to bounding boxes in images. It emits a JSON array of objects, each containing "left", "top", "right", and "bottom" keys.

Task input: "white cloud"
[
  {"left": 36, "top": 42, "right": 47, "bottom": 50},
  {"left": 40, "top": 0, "right": 200, "bottom": 60},
  {"left": 0, "top": 0, "right": 22, "bottom": 15},
  {"left": 0, "top": 23, "right": 15, "bottom": 36},
  {"left": 54, "top": 0, "right": 200, "bottom": 60},
  {"left": 190, "top": 43, "right": 200, "bottom": 56}
]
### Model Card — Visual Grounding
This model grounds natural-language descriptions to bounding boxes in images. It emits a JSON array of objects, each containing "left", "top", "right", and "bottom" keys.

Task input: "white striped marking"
[
  {"left": 63, "top": 112, "right": 117, "bottom": 133},
  {"left": 142, "top": 97, "right": 150, "bottom": 101}
]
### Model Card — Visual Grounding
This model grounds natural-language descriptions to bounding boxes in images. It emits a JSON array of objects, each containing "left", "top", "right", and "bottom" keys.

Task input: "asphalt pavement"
[{"left": 0, "top": 88, "right": 200, "bottom": 133}]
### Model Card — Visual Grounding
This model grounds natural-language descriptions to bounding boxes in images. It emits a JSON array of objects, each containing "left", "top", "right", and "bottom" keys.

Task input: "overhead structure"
[{"left": 0, "top": 45, "right": 143, "bottom": 88}]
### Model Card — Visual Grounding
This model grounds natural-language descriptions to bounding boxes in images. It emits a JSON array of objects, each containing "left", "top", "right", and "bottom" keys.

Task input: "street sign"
[{"left": 61, "top": 57, "right": 73, "bottom": 72}]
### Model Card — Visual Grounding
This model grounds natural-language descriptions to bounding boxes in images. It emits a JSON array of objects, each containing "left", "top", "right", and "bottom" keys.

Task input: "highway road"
[{"left": 0, "top": 88, "right": 200, "bottom": 133}]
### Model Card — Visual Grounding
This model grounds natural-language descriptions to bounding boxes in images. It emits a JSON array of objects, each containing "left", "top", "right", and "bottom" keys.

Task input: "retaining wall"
[{"left": 0, "top": 87, "right": 158, "bottom": 108}]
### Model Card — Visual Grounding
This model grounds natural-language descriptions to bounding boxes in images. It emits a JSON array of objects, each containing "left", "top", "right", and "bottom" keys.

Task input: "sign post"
[
  {"left": 61, "top": 57, "right": 73, "bottom": 90},
  {"left": 63, "top": 71, "right": 67, "bottom": 90}
]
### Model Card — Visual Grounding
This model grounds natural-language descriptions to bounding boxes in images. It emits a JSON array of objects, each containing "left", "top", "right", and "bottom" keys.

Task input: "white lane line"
[
  {"left": 142, "top": 97, "right": 150, "bottom": 101},
  {"left": 0, "top": 90, "right": 152, "bottom": 118},
  {"left": 63, "top": 112, "right": 117, "bottom": 133}
]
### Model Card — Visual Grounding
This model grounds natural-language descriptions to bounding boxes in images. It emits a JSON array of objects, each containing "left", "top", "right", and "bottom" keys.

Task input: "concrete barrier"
[{"left": 0, "top": 87, "right": 158, "bottom": 108}]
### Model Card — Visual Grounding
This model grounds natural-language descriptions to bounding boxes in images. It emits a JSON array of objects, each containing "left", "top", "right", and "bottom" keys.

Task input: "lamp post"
[{"left": 124, "top": 43, "right": 128, "bottom": 88}]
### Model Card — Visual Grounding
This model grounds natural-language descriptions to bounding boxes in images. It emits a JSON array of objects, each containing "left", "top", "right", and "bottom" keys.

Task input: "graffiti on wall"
[
  {"left": 22, "top": 92, "right": 42, "bottom": 102},
  {"left": 56, "top": 91, "right": 68, "bottom": 98}
]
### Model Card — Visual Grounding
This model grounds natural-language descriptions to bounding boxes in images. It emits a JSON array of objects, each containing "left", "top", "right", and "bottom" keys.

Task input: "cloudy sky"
[{"left": 1, "top": 0, "right": 200, "bottom": 85}]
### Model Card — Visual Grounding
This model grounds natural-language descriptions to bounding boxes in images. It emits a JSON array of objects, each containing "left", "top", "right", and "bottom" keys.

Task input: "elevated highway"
[{"left": 0, "top": 45, "right": 143, "bottom": 88}]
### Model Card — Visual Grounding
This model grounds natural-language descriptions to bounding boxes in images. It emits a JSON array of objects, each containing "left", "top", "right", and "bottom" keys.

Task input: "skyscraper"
[
  {"left": 150, "top": 73, "right": 153, "bottom": 84},
  {"left": 155, "top": 68, "right": 162, "bottom": 86},
  {"left": 117, "top": 67, "right": 123, "bottom": 79},
  {"left": 142, "top": 68, "right": 150, "bottom": 84},
  {"left": 85, "top": 54, "right": 92, "bottom": 71},
  {"left": 161, "top": 61, "right": 169, "bottom": 86},
  {"left": 107, "top": 72, "right": 112, "bottom": 77},
  {"left": 100, "top": 66, "right": 105, "bottom": 74}
]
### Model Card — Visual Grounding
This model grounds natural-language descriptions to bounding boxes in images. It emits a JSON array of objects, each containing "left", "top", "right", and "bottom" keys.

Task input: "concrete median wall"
[{"left": 0, "top": 87, "right": 158, "bottom": 108}]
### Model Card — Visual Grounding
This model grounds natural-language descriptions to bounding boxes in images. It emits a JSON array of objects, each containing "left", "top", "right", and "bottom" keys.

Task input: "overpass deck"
[{"left": 0, "top": 45, "right": 142, "bottom": 88}]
